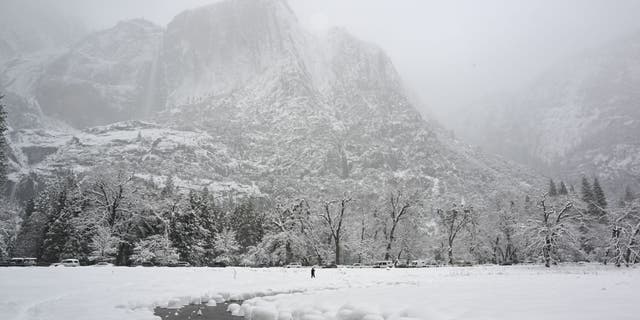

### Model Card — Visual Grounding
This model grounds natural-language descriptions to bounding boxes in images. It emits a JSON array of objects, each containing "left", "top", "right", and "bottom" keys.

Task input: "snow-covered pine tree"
[
  {"left": 160, "top": 175, "right": 175, "bottom": 198},
  {"left": 581, "top": 177, "right": 594, "bottom": 202},
  {"left": 592, "top": 178, "right": 607, "bottom": 209},
  {"left": 0, "top": 200, "right": 21, "bottom": 260},
  {"left": 581, "top": 177, "right": 598, "bottom": 216},
  {"left": 12, "top": 199, "right": 47, "bottom": 258},
  {"left": 213, "top": 228, "right": 239, "bottom": 264},
  {"left": 558, "top": 181, "right": 569, "bottom": 196},
  {"left": 194, "top": 187, "right": 221, "bottom": 264},
  {"left": 0, "top": 94, "right": 8, "bottom": 189},
  {"left": 170, "top": 190, "right": 208, "bottom": 265},
  {"left": 622, "top": 186, "right": 637, "bottom": 203},
  {"left": 548, "top": 179, "right": 558, "bottom": 197},
  {"left": 40, "top": 173, "right": 87, "bottom": 263},
  {"left": 231, "top": 199, "right": 265, "bottom": 250}
]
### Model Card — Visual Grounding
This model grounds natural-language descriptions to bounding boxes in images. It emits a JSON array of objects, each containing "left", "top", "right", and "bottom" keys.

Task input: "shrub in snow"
[{"left": 227, "top": 303, "right": 241, "bottom": 313}]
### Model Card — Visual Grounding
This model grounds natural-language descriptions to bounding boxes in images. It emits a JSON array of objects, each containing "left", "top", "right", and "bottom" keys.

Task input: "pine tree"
[
  {"left": 169, "top": 190, "right": 208, "bottom": 265},
  {"left": 558, "top": 181, "right": 568, "bottom": 195},
  {"left": 623, "top": 186, "right": 636, "bottom": 204},
  {"left": 160, "top": 175, "right": 175, "bottom": 198},
  {"left": 581, "top": 177, "right": 594, "bottom": 204},
  {"left": 581, "top": 177, "right": 598, "bottom": 217},
  {"left": 592, "top": 177, "right": 607, "bottom": 209},
  {"left": 0, "top": 94, "right": 8, "bottom": 189},
  {"left": 230, "top": 199, "right": 265, "bottom": 250},
  {"left": 548, "top": 179, "right": 558, "bottom": 197},
  {"left": 40, "top": 173, "right": 87, "bottom": 262}
]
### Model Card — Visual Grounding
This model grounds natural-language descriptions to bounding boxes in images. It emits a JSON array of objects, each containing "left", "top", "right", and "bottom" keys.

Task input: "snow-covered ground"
[{"left": 0, "top": 265, "right": 638, "bottom": 320}]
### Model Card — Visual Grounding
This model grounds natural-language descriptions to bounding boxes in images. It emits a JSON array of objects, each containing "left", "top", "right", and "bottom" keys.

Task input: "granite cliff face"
[{"left": 2, "top": 0, "right": 542, "bottom": 204}]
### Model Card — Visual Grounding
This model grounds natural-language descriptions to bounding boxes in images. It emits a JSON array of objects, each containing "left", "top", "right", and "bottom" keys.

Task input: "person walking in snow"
[{"left": 311, "top": 267, "right": 316, "bottom": 279}]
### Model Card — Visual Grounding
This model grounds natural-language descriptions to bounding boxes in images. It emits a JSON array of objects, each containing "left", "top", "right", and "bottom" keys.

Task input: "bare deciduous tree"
[
  {"left": 604, "top": 200, "right": 640, "bottom": 267},
  {"left": 525, "top": 194, "right": 579, "bottom": 267},
  {"left": 88, "top": 170, "right": 135, "bottom": 229},
  {"left": 384, "top": 190, "right": 419, "bottom": 261},
  {"left": 437, "top": 203, "right": 475, "bottom": 265},
  {"left": 319, "top": 196, "right": 352, "bottom": 265}
]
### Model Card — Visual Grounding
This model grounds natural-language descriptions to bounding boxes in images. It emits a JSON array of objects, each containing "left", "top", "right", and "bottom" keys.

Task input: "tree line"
[{"left": 0, "top": 166, "right": 637, "bottom": 268}]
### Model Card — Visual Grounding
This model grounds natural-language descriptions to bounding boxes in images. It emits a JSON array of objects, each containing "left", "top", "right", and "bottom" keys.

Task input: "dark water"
[{"left": 155, "top": 302, "right": 241, "bottom": 320}]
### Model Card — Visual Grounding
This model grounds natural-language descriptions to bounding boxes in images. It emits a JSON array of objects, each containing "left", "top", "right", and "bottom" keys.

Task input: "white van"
[
  {"left": 375, "top": 261, "right": 394, "bottom": 268},
  {"left": 61, "top": 259, "right": 80, "bottom": 267}
]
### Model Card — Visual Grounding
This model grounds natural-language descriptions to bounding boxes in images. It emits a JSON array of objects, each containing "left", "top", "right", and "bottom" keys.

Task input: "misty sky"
[{"left": 37, "top": 0, "right": 640, "bottom": 122}]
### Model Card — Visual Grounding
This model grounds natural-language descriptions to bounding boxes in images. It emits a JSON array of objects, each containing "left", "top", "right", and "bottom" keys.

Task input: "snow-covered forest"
[{"left": 1, "top": 156, "right": 639, "bottom": 268}]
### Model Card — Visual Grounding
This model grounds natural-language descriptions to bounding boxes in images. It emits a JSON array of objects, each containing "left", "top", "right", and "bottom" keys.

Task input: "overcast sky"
[{"left": 39, "top": 0, "right": 640, "bottom": 121}]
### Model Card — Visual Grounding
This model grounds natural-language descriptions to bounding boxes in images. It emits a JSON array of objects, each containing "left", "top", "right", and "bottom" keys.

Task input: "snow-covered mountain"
[
  {"left": 2, "top": 0, "right": 542, "bottom": 204},
  {"left": 452, "top": 32, "right": 640, "bottom": 195},
  {"left": 36, "top": 19, "right": 165, "bottom": 128},
  {"left": 0, "top": 0, "right": 86, "bottom": 130}
]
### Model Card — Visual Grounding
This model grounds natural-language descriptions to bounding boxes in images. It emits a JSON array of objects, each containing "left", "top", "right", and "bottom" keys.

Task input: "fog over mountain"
[{"left": 5, "top": 0, "right": 640, "bottom": 119}]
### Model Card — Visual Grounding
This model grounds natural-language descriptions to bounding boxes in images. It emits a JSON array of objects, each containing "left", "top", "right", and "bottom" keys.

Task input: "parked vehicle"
[
  {"left": 94, "top": 262, "right": 114, "bottom": 267},
  {"left": 374, "top": 260, "right": 394, "bottom": 268},
  {"left": 12, "top": 258, "right": 38, "bottom": 266},
  {"left": 285, "top": 262, "right": 302, "bottom": 268},
  {"left": 1, "top": 258, "right": 38, "bottom": 267},
  {"left": 62, "top": 259, "right": 80, "bottom": 267},
  {"left": 132, "top": 261, "right": 156, "bottom": 267},
  {"left": 395, "top": 260, "right": 410, "bottom": 268},
  {"left": 454, "top": 260, "right": 474, "bottom": 267},
  {"left": 51, "top": 259, "right": 80, "bottom": 267},
  {"left": 323, "top": 263, "right": 338, "bottom": 269},
  {"left": 410, "top": 260, "right": 429, "bottom": 268},
  {"left": 208, "top": 261, "right": 227, "bottom": 268},
  {"left": 350, "top": 263, "right": 364, "bottom": 268},
  {"left": 171, "top": 261, "right": 191, "bottom": 267}
]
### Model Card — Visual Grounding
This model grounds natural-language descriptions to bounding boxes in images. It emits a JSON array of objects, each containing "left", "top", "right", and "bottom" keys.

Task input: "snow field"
[{"left": 0, "top": 265, "right": 638, "bottom": 320}]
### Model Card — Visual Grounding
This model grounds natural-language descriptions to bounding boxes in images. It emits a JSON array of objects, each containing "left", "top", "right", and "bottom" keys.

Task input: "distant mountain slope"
[
  {"left": 2, "top": 0, "right": 543, "bottom": 205},
  {"left": 453, "top": 32, "right": 640, "bottom": 195},
  {"left": 36, "top": 19, "right": 165, "bottom": 128}
]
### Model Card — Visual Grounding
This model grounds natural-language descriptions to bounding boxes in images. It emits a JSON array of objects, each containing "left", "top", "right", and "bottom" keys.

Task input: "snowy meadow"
[{"left": 1, "top": 264, "right": 639, "bottom": 320}]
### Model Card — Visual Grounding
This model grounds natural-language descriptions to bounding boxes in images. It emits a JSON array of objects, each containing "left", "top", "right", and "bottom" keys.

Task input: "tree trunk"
[
  {"left": 335, "top": 237, "right": 341, "bottom": 265},
  {"left": 285, "top": 241, "right": 292, "bottom": 265},
  {"left": 543, "top": 236, "right": 551, "bottom": 268},
  {"left": 384, "top": 241, "right": 392, "bottom": 261},
  {"left": 384, "top": 223, "right": 398, "bottom": 261}
]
